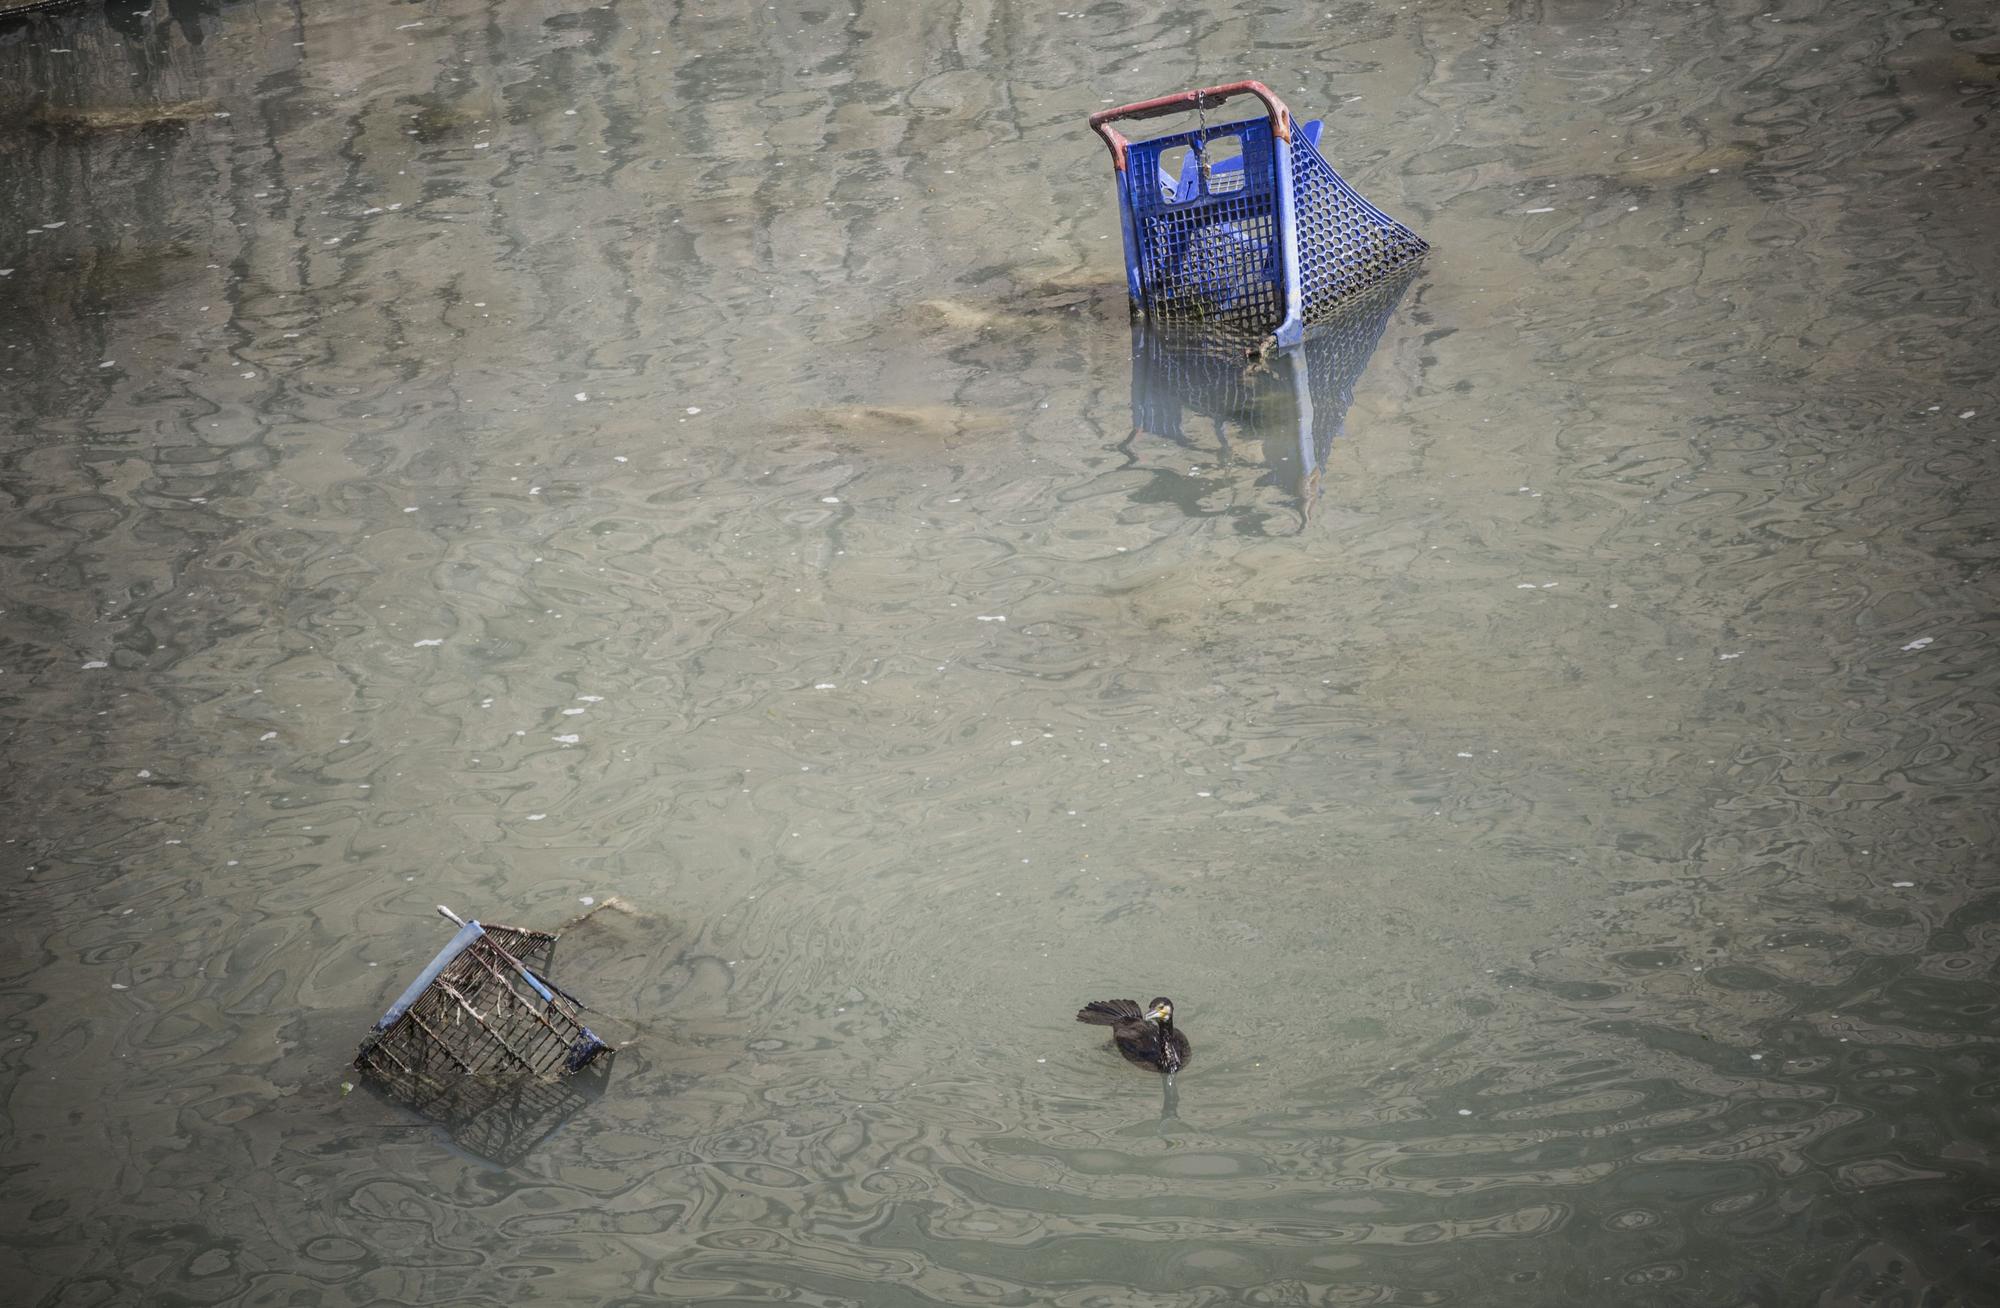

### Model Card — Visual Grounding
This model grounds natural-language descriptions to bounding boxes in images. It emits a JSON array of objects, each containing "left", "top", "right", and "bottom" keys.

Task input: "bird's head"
[{"left": 1145, "top": 997, "right": 1175, "bottom": 1026}]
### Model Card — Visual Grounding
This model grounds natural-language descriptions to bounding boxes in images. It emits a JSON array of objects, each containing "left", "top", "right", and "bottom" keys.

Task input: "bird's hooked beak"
[{"left": 1146, "top": 1002, "right": 1172, "bottom": 1024}]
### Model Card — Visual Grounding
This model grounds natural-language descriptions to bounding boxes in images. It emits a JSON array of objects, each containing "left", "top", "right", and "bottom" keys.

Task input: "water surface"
[{"left": 3, "top": 0, "right": 1998, "bottom": 1304}]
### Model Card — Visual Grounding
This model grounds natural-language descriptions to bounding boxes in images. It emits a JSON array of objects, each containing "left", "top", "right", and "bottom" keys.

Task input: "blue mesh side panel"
[
  {"left": 1126, "top": 118, "right": 1285, "bottom": 332},
  {"left": 1289, "top": 136, "right": 1429, "bottom": 323}
]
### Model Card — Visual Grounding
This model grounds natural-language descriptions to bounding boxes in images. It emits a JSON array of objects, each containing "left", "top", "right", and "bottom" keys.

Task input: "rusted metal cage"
[{"left": 356, "top": 907, "right": 610, "bottom": 1091}]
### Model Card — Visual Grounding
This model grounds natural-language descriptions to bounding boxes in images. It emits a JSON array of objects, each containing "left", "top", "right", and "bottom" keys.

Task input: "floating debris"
[{"left": 31, "top": 101, "right": 221, "bottom": 133}]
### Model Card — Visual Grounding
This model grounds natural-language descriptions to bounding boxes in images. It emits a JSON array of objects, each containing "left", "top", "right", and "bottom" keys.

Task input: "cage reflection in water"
[
  {"left": 364, "top": 1052, "right": 610, "bottom": 1169},
  {"left": 1127, "top": 273, "right": 1413, "bottom": 532}
]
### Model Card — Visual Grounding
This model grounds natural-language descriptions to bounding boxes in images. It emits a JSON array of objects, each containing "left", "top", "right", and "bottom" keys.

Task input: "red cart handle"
[{"left": 1089, "top": 80, "right": 1293, "bottom": 172}]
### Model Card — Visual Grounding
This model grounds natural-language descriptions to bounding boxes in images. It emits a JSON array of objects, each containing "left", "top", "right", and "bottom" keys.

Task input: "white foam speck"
[
  {"left": 1516, "top": 583, "right": 1536, "bottom": 589},
  {"left": 815, "top": 683, "right": 837, "bottom": 690},
  {"left": 1719, "top": 652, "right": 1743, "bottom": 660},
  {"left": 577, "top": 695, "right": 603, "bottom": 702},
  {"left": 579, "top": 896, "right": 595, "bottom": 905},
  {"left": 526, "top": 814, "right": 547, "bottom": 821},
  {"left": 98, "top": 360, "right": 115, "bottom": 369},
  {"left": 976, "top": 615, "right": 1006, "bottom": 622},
  {"left": 1457, "top": 752, "right": 1474, "bottom": 758},
  {"left": 112, "top": 983, "right": 129, "bottom": 991},
  {"left": 553, "top": 734, "right": 580, "bottom": 744},
  {"left": 1523, "top": 206, "right": 1555, "bottom": 214},
  {"left": 685, "top": 406, "right": 702, "bottom": 415},
  {"left": 1891, "top": 880, "right": 1914, "bottom": 887},
  {"left": 403, "top": 506, "right": 418, "bottom": 513},
  {"left": 1960, "top": 410, "right": 1976, "bottom": 419},
  {"left": 81, "top": 660, "right": 108, "bottom": 669},
  {"left": 562, "top": 707, "right": 586, "bottom": 715},
  {"left": 574, "top": 392, "right": 589, "bottom": 402},
  {"left": 137, "top": 770, "right": 151, "bottom": 778},
  {"left": 1901, "top": 636, "right": 1934, "bottom": 651},
  {"left": 1457, "top": 1109, "right": 1472, "bottom": 1116},
  {"left": 260, "top": 731, "right": 277, "bottom": 741},
  {"left": 821, "top": 496, "right": 840, "bottom": 504}
]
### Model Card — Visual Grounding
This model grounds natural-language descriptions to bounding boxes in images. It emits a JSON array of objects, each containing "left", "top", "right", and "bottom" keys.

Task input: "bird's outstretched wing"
[{"left": 1077, "top": 999, "right": 1144, "bottom": 1025}]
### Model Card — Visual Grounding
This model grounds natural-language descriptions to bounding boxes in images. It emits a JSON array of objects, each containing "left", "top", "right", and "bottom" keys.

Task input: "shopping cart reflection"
[{"left": 1126, "top": 272, "right": 1414, "bottom": 532}]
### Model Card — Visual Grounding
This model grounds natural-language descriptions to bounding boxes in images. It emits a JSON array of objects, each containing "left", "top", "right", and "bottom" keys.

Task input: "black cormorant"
[{"left": 1076, "top": 996, "right": 1189, "bottom": 1074}]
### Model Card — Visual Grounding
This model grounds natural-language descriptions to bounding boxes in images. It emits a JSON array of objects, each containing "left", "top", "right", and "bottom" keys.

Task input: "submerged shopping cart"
[
  {"left": 1090, "top": 81, "right": 1428, "bottom": 347},
  {"left": 356, "top": 906, "right": 610, "bottom": 1090}
]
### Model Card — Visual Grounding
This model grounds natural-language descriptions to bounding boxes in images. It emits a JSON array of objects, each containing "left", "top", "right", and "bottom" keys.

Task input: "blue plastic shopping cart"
[{"left": 1090, "top": 81, "right": 1428, "bottom": 347}]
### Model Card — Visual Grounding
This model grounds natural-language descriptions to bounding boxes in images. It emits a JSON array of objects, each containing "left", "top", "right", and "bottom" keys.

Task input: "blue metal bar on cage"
[{"left": 374, "top": 919, "right": 486, "bottom": 1030}]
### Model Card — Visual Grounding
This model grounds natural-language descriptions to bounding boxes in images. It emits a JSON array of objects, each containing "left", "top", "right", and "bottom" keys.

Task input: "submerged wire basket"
[
  {"left": 356, "top": 907, "right": 610, "bottom": 1091},
  {"left": 1090, "top": 80, "right": 1428, "bottom": 347}
]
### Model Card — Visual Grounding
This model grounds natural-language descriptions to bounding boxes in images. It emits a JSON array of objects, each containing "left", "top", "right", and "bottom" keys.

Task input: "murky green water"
[{"left": 4, "top": 0, "right": 1998, "bottom": 1303}]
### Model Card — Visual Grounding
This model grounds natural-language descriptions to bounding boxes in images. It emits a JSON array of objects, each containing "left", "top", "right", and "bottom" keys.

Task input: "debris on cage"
[{"left": 356, "top": 905, "right": 615, "bottom": 1091}]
